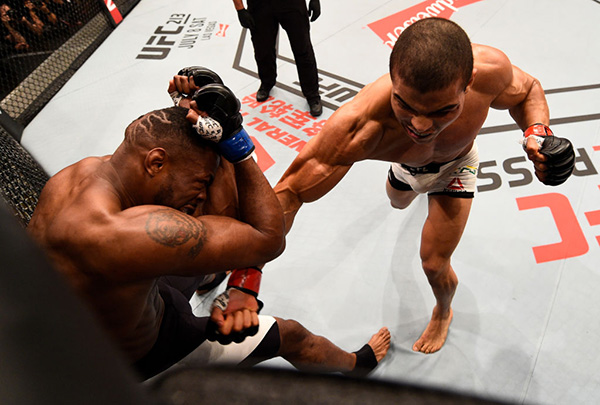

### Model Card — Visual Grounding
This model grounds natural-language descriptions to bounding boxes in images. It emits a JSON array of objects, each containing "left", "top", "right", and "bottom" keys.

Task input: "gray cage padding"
[{"left": 0, "top": 126, "right": 48, "bottom": 226}]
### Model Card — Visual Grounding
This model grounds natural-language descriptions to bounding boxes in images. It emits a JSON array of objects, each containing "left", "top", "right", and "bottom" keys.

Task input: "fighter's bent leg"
[
  {"left": 413, "top": 194, "right": 472, "bottom": 354},
  {"left": 386, "top": 172, "right": 418, "bottom": 209},
  {"left": 275, "top": 318, "right": 391, "bottom": 375}
]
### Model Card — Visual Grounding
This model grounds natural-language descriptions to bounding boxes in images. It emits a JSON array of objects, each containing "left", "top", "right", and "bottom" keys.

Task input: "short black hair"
[
  {"left": 389, "top": 18, "right": 473, "bottom": 92},
  {"left": 124, "top": 106, "right": 216, "bottom": 156}
]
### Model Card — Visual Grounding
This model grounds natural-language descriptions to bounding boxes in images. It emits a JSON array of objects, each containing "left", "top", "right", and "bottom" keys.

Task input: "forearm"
[
  {"left": 233, "top": 0, "right": 244, "bottom": 10},
  {"left": 274, "top": 185, "right": 303, "bottom": 235},
  {"left": 234, "top": 158, "right": 285, "bottom": 255},
  {"left": 274, "top": 161, "right": 352, "bottom": 234},
  {"left": 509, "top": 78, "right": 550, "bottom": 130}
]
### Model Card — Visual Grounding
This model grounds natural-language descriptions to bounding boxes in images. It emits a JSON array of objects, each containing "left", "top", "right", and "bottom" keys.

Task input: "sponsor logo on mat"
[
  {"left": 367, "top": 0, "right": 485, "bottom": 48},
  {"left": 136, "top": 14, "right": 227, "bottom": 60}
]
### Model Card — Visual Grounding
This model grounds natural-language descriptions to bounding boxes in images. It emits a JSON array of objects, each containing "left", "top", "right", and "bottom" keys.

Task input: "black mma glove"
[
  {"left": 206, "top": 287, "right": 263, "bottom": 345},
  {"left": 178, "top": 66, "right": 223, "bottom": 87},
  {"left": 192, "top": 83, "right": 255, "bottom": 163},
  {"left": 308, "top": 0, "right": 321, "bottom": 21},
  {"left": 523, "top": 123, "right": 575, "bottom": 186},
  {"left": 206, "top": 320, "right": 259, "bottom": 345},
  {"left": 170, "top": 66, "right": 223, "bottom": 106},
  {"left": 237, "top": 9, "right": 255, "bottom": 30}
]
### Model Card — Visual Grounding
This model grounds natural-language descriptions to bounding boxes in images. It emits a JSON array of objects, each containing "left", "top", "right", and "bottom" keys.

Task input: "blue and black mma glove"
[
  {"left": 170, "top": 66, "right": 223, "bottom": 106},
  {"left": 191, "top": 83, "right": 255, "bottom": 164},
  {"left": 523, "top": 123, "right": 575, "bottom": 186}
]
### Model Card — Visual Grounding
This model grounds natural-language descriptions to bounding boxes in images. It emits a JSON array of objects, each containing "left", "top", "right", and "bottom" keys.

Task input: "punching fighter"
[
  {"left": 28, "top": 67, "right": 391, "bottom": 380},
  {"left": 272, "top": 18, "right": 575, "bottom": 354}
]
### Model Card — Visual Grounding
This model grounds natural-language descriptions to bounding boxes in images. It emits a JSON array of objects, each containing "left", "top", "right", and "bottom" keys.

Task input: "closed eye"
[
  {"left": 394, "top": 95, "right": 416, "bottom": 114},
  {"left": 428, "top": 106, "right": 458, "bottom": 117},
  {"left": 180, "top": 203, "right": 197, "bottom": 216},
  {"left": 394, "top": 93, "right": 458, "bottom": 118}
]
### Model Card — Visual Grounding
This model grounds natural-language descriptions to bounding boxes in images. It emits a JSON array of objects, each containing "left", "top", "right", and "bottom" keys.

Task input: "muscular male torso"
[
  {"left": 337, "top": 45, "right": 507, "bottom": 167},
  {"left": 28, "top": 157, "right": 163, "bottom": 361},
  {"left": 274, "top": 45, "right": 516, "bottom": 213}
]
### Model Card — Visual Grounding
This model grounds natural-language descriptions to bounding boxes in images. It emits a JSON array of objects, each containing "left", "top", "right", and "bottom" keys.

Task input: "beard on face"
[{"left": 153, "top": 175, "right": 175, "bottom": 207}]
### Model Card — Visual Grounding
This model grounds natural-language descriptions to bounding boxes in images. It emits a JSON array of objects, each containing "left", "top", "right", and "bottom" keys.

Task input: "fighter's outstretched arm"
[
  {"left": 274, "top": 137, "right": 353, "bottom": 234},
  {"left": 274, "top": 98, "right": 384, "bottom": 233}
]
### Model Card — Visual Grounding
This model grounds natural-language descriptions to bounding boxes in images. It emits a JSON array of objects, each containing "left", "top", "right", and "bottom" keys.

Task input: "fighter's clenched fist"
[{"left": 522, "top": 123, "right": 575, "bottom": 186}]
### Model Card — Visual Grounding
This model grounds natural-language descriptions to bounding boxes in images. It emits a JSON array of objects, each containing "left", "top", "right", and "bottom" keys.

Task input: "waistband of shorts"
[
  {"left": 401, "top": 158, "right": 459, "bottom": 175},
  {"left": 401, "top": 161, "right": 446, "bottom": 174},
  {"left": 400, "top": 142, "right": 477, "bottom": 175}
]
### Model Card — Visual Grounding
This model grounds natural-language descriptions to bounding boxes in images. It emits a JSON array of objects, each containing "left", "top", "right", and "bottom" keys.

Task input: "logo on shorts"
[
  {"left": 459, "top": 165, "right": 477, "bottom": 175},
  {"left": 446, "top": 178, "right": 465, "bottom": 192}
]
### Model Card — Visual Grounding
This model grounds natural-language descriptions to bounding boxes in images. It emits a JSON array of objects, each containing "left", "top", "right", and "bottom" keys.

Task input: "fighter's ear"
[
  {"left": 465, "top": 68, "right": 477, "bottom": 93},
  {"left": 145, "top": 148, "right": 167, "bottom": 176}
]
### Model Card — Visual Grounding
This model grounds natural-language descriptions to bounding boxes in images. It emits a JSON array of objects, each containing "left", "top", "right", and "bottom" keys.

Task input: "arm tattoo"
[{"left": 145, "top": 209, "right": 207, "bottom": 258}]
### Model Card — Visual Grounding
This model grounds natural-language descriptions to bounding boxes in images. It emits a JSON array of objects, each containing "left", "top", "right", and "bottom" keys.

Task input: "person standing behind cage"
[{"left": 232, "top": 0, "right": 323, "bottom": 117}]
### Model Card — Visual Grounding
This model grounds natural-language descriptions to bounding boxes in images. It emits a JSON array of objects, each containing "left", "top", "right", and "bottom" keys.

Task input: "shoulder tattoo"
[{"left": 145, "top": 209, "right": 207, "bottom": 258}]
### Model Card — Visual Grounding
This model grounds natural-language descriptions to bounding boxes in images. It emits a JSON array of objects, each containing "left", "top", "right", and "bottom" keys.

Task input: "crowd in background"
[{"left": 1, "top": 0, "right": 83, "bottom": 52}]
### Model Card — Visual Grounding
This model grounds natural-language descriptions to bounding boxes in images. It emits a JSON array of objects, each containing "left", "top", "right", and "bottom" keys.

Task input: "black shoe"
[
  {"left": 308, "top": 99, "right": 322, "bottom": 117},
  {"left": 256, "top": 86, "right": 271, "bottom": 102}
]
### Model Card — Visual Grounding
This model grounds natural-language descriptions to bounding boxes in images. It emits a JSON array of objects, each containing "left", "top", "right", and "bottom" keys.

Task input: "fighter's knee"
[
  {"left": 386, "top": 183, "right": 417, "bottom": 209},
  {"left": 386, "top": 190, "right": 413, "bottom": 210},
  {"left": 389, "top": 199, "right": 410, "bottom": 210},
  {"left": 421, "top": 258, "right": 447, "bottom": 280},
  {"left": 421, "top": 259, "right": 458, "bottom": 291},
  {"left": 276, "top": 318, "right": 310, "bottom": 347}
]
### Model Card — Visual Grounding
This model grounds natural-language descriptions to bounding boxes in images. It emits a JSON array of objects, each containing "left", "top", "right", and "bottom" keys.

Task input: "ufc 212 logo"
[
  {"left": 136, "top": 15, "right": 222, "bottom": 60},
  {"left": 137, "top": 14, "right": 190, "bottom": 60}
]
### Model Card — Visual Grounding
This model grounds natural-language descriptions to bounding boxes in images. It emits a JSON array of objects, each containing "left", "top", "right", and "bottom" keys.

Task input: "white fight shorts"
[
  {"left": 388, "top": 142, "right": 479, "bottom": 197},
  {"left": 182, "top": 315, "right": 278, "bottom": 366}
]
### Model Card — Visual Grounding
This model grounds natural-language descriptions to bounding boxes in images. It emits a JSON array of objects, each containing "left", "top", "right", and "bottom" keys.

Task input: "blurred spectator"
[
  {"left": 37, "top": 0, "right": 58, "bottom": 26},
  {"left": 21, "top": 0, "right": 45, "bottom": 36},
  {"left": 1, "top": 0, "right": 97, "bottom": 102},
  {"left": 1, "top": 3, "right": 29, "bottom": 51},
  {"left": 0, "top": 0, "right": 87, "bottom": 53}
]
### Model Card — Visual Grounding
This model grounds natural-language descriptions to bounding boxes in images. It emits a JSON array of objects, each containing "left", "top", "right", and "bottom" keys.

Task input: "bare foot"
[
  {"left": 412, "top": 306, "right": 453, "bottom": 354},
  {"left": 368, "top": 327, "right": 391, "bottom": 362}
]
